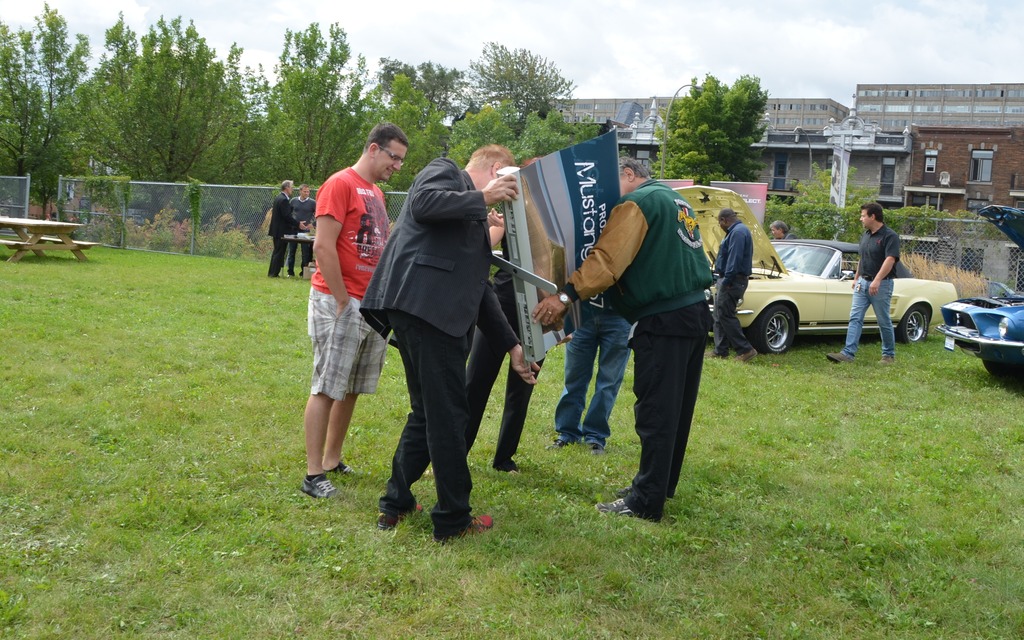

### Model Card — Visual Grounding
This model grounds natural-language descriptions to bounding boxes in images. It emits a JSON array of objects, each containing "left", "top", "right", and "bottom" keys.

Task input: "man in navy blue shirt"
[{"left": 709, "top": 208, "right": 757, "bottom": 362}]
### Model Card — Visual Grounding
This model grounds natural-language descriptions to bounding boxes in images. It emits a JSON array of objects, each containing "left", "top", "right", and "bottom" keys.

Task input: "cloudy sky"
[{"left": 4, "top": 0, "right": 1023, "bottom": 106}]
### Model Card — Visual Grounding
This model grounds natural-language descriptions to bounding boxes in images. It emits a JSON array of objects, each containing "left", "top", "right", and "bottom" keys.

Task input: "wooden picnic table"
[{"left": 0, "top": 216, "right": 98, "bottom": 262}]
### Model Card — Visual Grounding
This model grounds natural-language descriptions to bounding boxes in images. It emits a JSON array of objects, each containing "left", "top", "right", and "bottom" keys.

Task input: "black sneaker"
[
  {"left": 588, "top": 443, "right": 606, "bottom": 455},
  {"left": 326, "top": 460, "right": 354, "bottom": 474},
  {"left": 614, "top": 486, "right": 631, "bottom": 499},
  {"left": 433, "top": 515, "right": 494, "bottom": 544},
  {"left": 376, "top": 504, "right": 423, "bottom": 530},
  {"left": 545, "top": 438, "right": 571, "bottom": 450},
  {"left": 301, "top": 474, "right": 338, "bottom": 499},
  {"left": 595, "top": 498, "right": 636, "bottom": 517}
]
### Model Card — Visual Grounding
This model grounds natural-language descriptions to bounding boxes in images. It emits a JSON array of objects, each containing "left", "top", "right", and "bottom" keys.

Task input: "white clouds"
[{"left": 4, "top": 0, "right": 1024, "bottom": 106}]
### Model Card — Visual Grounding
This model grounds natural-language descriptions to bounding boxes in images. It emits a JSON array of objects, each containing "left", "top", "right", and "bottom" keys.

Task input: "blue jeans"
[
  {"left": 553, "top": 313, "right": 632, "bottom": 447},
  {"left": 842, "top": 277, "right": 895, "bottom": 358}
]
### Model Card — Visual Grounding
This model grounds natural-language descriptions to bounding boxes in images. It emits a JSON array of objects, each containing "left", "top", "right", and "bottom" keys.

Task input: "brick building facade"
[{"left": 904, "top": 126, "right": 1024, "bottom": 211}]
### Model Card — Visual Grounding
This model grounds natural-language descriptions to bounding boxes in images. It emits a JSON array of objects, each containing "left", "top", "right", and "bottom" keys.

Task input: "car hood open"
[
  {"left": 978, "top": 205, "right": 1024, "bottom": 250},
  {"left": 674, "top": 185, "right": 787, "bottom": 277}
]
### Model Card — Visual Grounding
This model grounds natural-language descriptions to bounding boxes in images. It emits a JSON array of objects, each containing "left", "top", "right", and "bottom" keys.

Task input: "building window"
[
  {"left": 943, "top": 104, "right": 970, "bottom": 113},
  {"left": 880, "top": 157, "right": 896, "bottom": 196},
  {"left": 974, "top": 105, "right": 1002, "bottom": 113},
  {"left": 884, "top": 105, "right": 911, "bottom": 112},
  {"left": 966, "top": 199, "right": 989, "bottom": 211},
  {"left": 925, "top": 149, "right": 938, "bottom": 174},
  {"left": 969, "top": 150, "right": 993, "bottom": 182}
]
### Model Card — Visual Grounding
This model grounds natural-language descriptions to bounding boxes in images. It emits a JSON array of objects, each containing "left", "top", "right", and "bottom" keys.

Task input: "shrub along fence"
[{"left": 56, "top": 176, "right": 408, "bottom": 261}]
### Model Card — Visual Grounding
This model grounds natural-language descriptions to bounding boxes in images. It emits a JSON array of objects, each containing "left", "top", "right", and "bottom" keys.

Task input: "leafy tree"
[
  {"left": 468, "top": 43, "right": 574, "bottom": 131},
  {"left": 448, "top": 102, "right": 600, "bottom": 167},
  {"left": 513, "top": 111, "right": 599, "bottom": 161},
  {"left": 268, "top": 23, "right": 371, "bottom": 184},
  {"left": 764, "top": 164, "right": 878, "bottom": 240},
  {"left": 377, "top": 58, "right": 468, "bottom": 123},
  {"left": 666, "top": 74, "right": 768, "bottom": 184},
  {"left": 446, "top": 104, "right": 517, "bottom": 166},
  {"left": 0, "top": 5, "right": 90, "bottom": 210},
  {"left": 87, "top": 16, "right": 247, "bottom": 182},
  {"left": 365, "top": 74, "right": 447, "bottom": 191},
  {"left": 215, "top": 60, "right": 272, "bottom": 185}
]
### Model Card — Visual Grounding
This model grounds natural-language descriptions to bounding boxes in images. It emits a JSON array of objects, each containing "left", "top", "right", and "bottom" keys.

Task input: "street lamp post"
[
  {"left": 660, "top": 83, "right": 701, "bottom": 179},
  {"left": 793, "top": 126, "right": 813, "bottom": 180}
]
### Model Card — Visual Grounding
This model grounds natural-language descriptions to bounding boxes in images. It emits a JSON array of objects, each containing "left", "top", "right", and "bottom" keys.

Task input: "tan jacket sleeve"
[{"left": 568, "top": 200, "right": 648, "bottom": 300}]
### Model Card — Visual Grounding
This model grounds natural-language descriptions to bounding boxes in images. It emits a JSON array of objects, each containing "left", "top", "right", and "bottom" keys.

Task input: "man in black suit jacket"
[
  {"left": 361, "top": 145, "right": 537, "bottom": 543},
  {"left": 267, "top": 180, "right": 298, "bottom": 277}
]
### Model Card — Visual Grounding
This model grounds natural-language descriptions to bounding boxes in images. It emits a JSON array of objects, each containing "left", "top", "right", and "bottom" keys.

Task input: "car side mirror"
[{"left": 839, "top": 270, "right": 855, "bottom": 281}]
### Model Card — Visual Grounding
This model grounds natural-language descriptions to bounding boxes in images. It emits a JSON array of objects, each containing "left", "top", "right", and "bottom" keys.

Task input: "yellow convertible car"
[{"left": 677, "top": 186, "right": 959, "bottom": 354}]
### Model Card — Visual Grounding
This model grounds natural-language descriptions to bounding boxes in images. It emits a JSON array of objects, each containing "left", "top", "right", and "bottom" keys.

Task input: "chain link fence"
[
  {"left": 57, "top": 176, "right": 409, "bottom": 261},
  {"left": 52, "top": 177, "right": 1021, "bottom": 290},
  {"left": 897, "top": 216, "right": 1023, "bottom": 290},
  {"left": 0, "top": 175, "right": 30, "bottom": 218}
]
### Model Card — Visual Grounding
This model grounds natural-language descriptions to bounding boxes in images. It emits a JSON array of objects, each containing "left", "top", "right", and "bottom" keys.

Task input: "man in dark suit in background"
[
  {"left": 267, "top": 180, "right": 297, "bottom": 277},
  {"left": 361, "top": 145, "right": 538, "bottom": 543},
  {"left": 288, "top": 183, "right": 317, "bottom": 277}
]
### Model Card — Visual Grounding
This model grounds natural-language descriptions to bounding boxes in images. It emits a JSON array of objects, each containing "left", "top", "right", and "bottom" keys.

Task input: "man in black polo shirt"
[{"left": 827, "top": 202, "right": 900, "bottom": 364}]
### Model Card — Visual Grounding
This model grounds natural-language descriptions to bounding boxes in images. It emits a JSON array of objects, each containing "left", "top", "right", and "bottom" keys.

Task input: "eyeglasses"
[{"left": 378, "top": 145, "right": 405, "bottom": 165}]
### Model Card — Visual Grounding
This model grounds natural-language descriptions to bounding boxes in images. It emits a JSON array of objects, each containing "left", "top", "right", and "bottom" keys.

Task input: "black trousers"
[
  {"left": 713, "top": 278, "right": 753, "bottom": 355},
  {"left": 268, "top": 236, "right": 289, "bottom": 277},
  {"left": 464, "top": 280, "right": 543, "bottom": 468},
  {"left": 624, "top": 330, "right": 706, "bottom": 521},
  {"left": 465, "top": 328, "right": 543, "bottom": 468},
  {"left": 380, "top": 310, "right": 475, "bottom": 537}
]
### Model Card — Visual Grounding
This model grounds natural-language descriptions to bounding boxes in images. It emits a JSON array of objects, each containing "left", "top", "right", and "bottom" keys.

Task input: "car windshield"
[{"left": 773, "top": 244, "right": 839, "bottom": 277}]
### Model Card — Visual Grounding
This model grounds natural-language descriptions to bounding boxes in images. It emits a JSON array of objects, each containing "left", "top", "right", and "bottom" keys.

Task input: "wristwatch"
[{"left": 557, "top": 292, "right": 571, "bottom": 306}]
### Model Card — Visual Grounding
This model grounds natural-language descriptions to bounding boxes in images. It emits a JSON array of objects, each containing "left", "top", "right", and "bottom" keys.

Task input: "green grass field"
[{"left": 1, "top": 248, "right": 1022, "bottom": 638}]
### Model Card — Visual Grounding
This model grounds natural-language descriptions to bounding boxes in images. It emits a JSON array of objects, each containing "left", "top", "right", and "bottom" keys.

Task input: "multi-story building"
[
  {"left": 904, "top": 125, "right": 1024, "bottom": 211},
  {"left": 753, "top": 110, "right": 912, "bottom": 208},
  {"left": 764, "top": 98, "right": 849, "bottom": 129},
  {"left": 855, "top": 83, "right": 1024, "bottom": 130},
  {"left": 559, "top": 98, "right": 650, "bottom": 124},
  {"left": 562, "top": 96, "right": 850, "bottom": 130}
]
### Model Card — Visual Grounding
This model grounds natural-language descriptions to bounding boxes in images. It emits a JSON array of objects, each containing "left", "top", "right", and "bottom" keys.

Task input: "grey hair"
[
  {"left": 281, "top": 180, "right": 294, "bottom": 191},
  {"left": 770, "top": 220, "right": 789, "bottom": 234},
  {"left": 618, "top": 156, "right": 651, "bottom": 179}
]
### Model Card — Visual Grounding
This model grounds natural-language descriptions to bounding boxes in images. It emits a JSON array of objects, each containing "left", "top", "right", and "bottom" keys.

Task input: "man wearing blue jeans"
[
  {"left": 548, "top": 305, "right": 631, "bottom": 455},
  {"left": 827, "top": 202, "right": 900, "bottom": 364}
]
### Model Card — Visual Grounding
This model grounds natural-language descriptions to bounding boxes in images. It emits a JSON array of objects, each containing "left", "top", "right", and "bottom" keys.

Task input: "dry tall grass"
[{"left": 903, "top": 252, "right": 988, "bottom": 297}]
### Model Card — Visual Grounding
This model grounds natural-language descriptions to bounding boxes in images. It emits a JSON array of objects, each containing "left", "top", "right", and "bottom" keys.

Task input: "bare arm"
[{"left": 312, "top": 216, "right": 349, "bottom": 314}]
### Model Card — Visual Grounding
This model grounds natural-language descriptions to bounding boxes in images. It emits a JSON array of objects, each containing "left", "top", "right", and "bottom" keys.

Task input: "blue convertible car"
[{"left": 937, "top": 205, "right": 1024, "bottom": 377}]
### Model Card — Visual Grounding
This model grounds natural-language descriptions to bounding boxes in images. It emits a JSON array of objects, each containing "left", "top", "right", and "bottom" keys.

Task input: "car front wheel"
[
  {"left": 895, "top": 303, "right": 930, "bottom": 343},
  {"left": 982, "top": 359, "right": 1024, "bottom": 377},
  {"left": 746, "top": 303, "right": 796, "bottom": 354}
]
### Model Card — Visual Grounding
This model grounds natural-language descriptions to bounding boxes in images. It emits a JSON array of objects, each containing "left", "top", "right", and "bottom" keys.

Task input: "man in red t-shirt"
[{"left": 300, "top": 122, "right": 409, "bottom": 499}]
